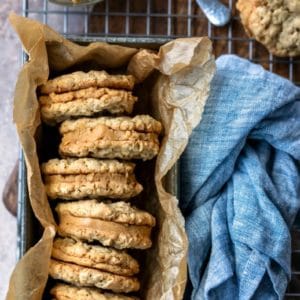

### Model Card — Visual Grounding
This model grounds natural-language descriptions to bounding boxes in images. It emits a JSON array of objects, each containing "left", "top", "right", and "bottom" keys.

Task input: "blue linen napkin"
[{"left": 180, "top": 54, "right": 300, "bottom": 300}]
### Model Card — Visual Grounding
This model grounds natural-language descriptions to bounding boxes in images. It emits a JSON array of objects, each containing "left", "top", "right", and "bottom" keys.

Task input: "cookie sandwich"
[
  {"left": 41, "top": 158, "right": 143, "bottom": 200},
  {"left": 39, "top": 70, "right": 137, "bottom": 124},
  {"left": 49, "top": 259, "right": 140, "bottom": 293},
  {"left": 52, "top": 237, "right": 140, "bottom": 276},
  {"left": 55, "top": 200, "right": 156, "bottom": 249},
  {"left": 59, "top": 115, "right": 162, "bottom": 160}
]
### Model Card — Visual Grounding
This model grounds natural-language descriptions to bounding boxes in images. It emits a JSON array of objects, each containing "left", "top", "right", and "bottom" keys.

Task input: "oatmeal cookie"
[
  {"left": 39, "top": 87, "right": 137, "bottom": 124},
  {"left": 59, "top": 115, "right": 162, "bottom": 160},
  {"left": 49, "top": 259, "right": 140, "bottom": 293},
  {"left": 56, "top": 202, "right": 154, "bottom": 249},
  {"left": 55, "top": 200, "right": 156, "bottom": 227},
  {"left": 52, "top": 237, "right": 139, "bottom": 276},
  {"left": 41, "top": 158, "right": 135, "bottom": 175},
  {"left": 41, "top": 158, "right": 142, "bottom": 200},
  {"left": 40, "top": 71, "right": 135, "bottom": 94},
  {"left": 237, "top": 0, "right": 300, "bottom": 56},
  {"left": 50, "top": 283, "right": 138, "bottom": 300}
]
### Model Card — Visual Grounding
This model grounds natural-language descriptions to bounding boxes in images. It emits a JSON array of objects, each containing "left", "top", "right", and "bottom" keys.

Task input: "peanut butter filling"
[{"left": 61, "top": 126, "right": 159, "bottom": 144}]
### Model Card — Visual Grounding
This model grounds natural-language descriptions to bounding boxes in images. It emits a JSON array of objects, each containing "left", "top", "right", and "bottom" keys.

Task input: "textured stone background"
[
  {"left": 0, "top": 2, "right": 90, "bottom": 297},
  {"left": 0, "top": 1, "right": 21, "bottom": 298}
]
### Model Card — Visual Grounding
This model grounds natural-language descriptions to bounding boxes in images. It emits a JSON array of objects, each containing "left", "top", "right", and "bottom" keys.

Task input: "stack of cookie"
[{"left": 39, "top": 70, "right": 162, "bottom": 299}]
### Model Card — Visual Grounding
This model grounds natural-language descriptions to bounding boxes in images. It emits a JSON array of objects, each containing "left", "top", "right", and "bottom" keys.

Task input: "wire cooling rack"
[{"left": 21, "top": 0, "right": 300, "bottom": 298}]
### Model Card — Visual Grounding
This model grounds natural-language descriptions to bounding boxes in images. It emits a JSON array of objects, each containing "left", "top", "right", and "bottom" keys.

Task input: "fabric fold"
[{"left": 181, "top": 55, "right": 300, "bottom": 299}]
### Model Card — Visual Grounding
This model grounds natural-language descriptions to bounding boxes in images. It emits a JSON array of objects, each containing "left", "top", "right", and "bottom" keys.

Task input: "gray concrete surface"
[
  {"left": 0, "top": 1, "right": 21, "bottom": 299},
  {"left": 0, "top": 1, "right": 101, "bottom": 297},
  {"left": 0, "top": 2, "right": 92, "bottom": 298}
]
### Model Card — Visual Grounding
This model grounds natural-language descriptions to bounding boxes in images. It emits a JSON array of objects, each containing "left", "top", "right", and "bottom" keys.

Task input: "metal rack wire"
[
  {"left": 22, "top": 0, "right": 300, "bottom": 84},
  {"left": 21, "top": 0, "right": 300, "bottom": 298}
]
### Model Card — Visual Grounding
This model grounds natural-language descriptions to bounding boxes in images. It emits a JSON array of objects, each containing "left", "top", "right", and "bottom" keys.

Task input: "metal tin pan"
[{"left": 17, "top": 36, "right": 180, "bottom": 259}]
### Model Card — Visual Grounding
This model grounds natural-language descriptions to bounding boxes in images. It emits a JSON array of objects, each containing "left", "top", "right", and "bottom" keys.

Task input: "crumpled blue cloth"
[{"left": 181, "top": 55, "right": 300, "bottom": 300}]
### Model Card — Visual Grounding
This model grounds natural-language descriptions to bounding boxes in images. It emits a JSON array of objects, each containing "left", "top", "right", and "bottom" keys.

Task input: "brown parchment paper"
[{"left": 7, "top": 13, "right": 215, "bottom": 300}]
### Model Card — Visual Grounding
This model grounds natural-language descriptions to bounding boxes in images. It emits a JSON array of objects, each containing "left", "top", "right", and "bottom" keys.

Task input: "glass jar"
[{"left": 48, "top": 0, "right": 103, "bottom": 6}]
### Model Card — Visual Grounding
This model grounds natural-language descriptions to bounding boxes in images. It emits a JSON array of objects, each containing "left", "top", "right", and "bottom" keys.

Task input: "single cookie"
[
  {"left": 56, "top": 203, "right": 154, "bottom": 249},
  {"left": 237, "top": 0, "right": 300, "bottom": 57},
  {"left": 41, "top": 158, "right": 142, "bottom": 200},
  {"left": 50, "top": 283, "right": 137, "bottom": 300},
  {"left": 55, "top": 200, "right": 156, "bottom": 227},
  {"left": 41, "top": 158, "right": 135, "bottom": 175},
  {"left": 44, "top": 173, "right": 142, "bottom": 200},
  {"left": 49, "top": 259, "right": 140, "bottom": 293},
  {"left": 60, "top": 115, "right": 162, "bottom": 134},
  {"left": 59, "top": 115, "right": 162, "bottom": 161},
  {"left": 39, "top": 87, "right": 137, "bottom": 124},
  {"left": 52, "top": 237, "right": 139, "bottom": 276},
  {"left": 40, "top": 71, "right": 135, "bottom": 94},
  {"left": 50, "top": 283, "right": 138, "bottom": 300}
]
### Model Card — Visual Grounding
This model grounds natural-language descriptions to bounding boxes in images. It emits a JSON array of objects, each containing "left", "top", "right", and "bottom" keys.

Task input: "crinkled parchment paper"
[{"left": 6, "top": 13, "right": 215, "bottom": 300}]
